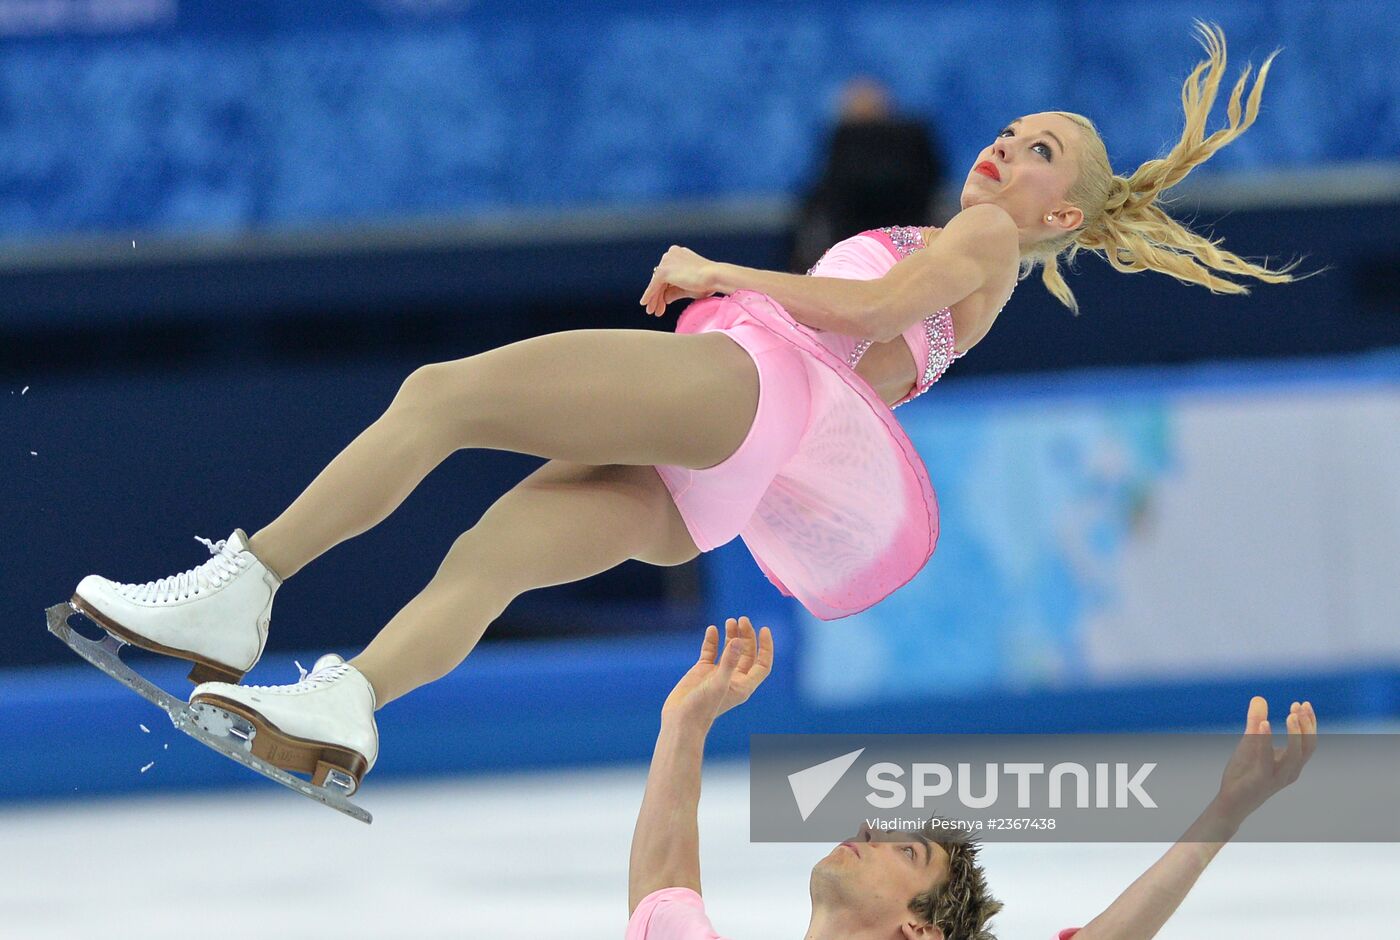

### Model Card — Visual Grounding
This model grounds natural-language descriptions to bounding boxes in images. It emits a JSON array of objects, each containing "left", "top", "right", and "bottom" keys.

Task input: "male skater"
[{"left": 627, "top": 615, "right": 1317, "bottom": 939}]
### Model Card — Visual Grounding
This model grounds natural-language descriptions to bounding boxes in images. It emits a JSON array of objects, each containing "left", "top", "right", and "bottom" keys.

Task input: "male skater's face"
[{"left": 809, "top": 825, "right": 950, "bottom": 932}]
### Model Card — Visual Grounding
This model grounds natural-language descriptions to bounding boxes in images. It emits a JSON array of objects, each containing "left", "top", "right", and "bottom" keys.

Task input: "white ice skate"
[
  {"left": 188, "top": 654, "right": 379, "bottom": 796},
  {"left": 71, "top": 528, "right": 279, "bottom": 685},
  {"left": 47, "top": 603, "right": 374, "bottom": 822}
]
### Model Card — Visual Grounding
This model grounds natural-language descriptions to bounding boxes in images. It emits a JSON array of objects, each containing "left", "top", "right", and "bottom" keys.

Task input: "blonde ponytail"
[{"left": 1026, "top": 21, "right": 1306, "bottom": 314}]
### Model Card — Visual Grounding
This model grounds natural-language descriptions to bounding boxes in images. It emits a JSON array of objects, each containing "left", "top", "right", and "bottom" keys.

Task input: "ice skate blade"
[
  {"left": 46, "top": 602, "right": 187, "bottom": 715},
  {"left": 46, "top": 602, "right": 372, "bottom": 824}
]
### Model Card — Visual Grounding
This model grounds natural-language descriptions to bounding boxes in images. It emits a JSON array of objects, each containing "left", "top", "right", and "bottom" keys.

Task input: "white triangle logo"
[{"left": 788, "top": 748, "right": 865, "bottom": 821}]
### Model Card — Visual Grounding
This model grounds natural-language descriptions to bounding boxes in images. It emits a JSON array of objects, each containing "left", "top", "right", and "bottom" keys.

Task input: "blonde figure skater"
[{"left": 71, "top": 23, "right": 1299, "bottom": 793}]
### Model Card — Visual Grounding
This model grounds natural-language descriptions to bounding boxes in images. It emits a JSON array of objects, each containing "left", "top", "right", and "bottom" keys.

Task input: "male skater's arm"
[
  {"left": 1067, "top": 697, "right": 1317, "bottom": 940},
  {"left": 628, "top": 617, "right": 774, "bottom": 916},
  {"left": 628, "top": 702, "right": 708, "bottom": 907}
]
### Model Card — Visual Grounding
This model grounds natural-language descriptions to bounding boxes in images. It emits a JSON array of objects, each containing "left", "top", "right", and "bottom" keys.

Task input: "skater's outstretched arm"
[
  {"left": 1068, "top": 697, "right": 1317, "bottom": 940},
  {"left": 628, "top": 617, "right": 774, "bottom": 915},
  {"left": 640, "top": 204, "right": 1018, "bottom": 342}
]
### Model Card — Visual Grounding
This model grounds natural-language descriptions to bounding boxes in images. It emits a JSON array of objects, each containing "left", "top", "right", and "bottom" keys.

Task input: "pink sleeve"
[
  {"left": 1058, "top": 930, "right": 1081, "bottom": 939},
  {"left": 626, "top": 888, "right": 727, "bottom": 940}
]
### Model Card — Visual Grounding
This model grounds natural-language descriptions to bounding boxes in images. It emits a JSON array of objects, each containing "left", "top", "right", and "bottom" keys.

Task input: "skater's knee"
[
  {"left": 395, "top": 361, "right": 455, "bottom": 409},
  {"left": 388, "top": 360, "right": 480, "bottom": 442},
  {"left": 434, "top": 535, "right": 524, "bottom": 606}
]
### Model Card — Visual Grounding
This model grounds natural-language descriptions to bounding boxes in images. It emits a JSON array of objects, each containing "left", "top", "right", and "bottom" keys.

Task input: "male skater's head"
[{"left": 808, "top": 820, "right": 1002, "bottom": 940}]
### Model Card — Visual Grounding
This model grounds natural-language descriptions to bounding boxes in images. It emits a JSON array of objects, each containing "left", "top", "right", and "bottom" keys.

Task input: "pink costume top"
[
  {"left": 625, "top": 887, "right": 1077, "bottom": 939},
  {"left": 804, "top": 225, "right": 970, "bottom": 407}
]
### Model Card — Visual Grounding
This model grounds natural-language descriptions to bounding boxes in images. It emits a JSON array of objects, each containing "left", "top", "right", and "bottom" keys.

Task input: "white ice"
[{"left": 1, "top": 759, "right": 1395, "bottom": 939}]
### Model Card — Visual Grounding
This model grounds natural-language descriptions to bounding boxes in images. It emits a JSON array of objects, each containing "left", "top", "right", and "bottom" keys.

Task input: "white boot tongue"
[{"left": 311, "top": 653, "right": 346, "bottom": 674}]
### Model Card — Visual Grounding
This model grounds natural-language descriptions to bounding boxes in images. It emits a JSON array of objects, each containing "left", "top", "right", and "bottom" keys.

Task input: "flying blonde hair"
[{"left": 1023, "top": 21, "right": 1304, "bottom": 314}]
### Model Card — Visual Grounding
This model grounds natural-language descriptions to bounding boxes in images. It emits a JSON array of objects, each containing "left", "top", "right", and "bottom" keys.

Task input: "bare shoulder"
[
  {"left": 929, "top": 208, "right": 1019, "bottom": 353},
  {"left": 942, "top": 204, "right": 1019, "bottom": 258},
  {"left": 874, "top": 209, "right": 1018, "bottom": 344}
]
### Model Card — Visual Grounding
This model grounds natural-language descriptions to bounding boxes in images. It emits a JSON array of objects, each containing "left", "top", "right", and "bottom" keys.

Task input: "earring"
[{"left": 1045, "top": 214, "right": 1055, "bottom": 223}]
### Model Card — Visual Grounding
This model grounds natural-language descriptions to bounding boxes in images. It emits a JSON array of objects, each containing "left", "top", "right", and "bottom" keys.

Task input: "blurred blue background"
[
  {"left": 3, "top": 0, "right": 1399, "bottom": 807},
  {"left": 1, "top": 0, "right": 1395, "bottom": 237}
]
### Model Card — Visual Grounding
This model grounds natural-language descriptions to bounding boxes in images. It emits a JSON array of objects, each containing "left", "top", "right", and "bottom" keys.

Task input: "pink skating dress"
[{"left": 654, "top": 226, "right": 995, "bottom": 620}]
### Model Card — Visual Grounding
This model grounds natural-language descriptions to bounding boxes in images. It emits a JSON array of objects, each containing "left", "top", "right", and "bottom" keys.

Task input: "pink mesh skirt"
[{"left": 652, "top": 289, "right": 939, "bottom": 620}]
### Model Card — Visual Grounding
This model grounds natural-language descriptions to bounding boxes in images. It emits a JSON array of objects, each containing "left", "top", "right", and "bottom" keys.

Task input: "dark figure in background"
[{"left": 789, "top": 77, "right": 947, "bottom": 273}]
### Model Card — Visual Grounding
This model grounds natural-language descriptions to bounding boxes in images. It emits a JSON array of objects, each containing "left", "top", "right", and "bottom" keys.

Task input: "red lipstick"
[{"left": 975, "top": 161, "right": 1001, "bottom": 181}]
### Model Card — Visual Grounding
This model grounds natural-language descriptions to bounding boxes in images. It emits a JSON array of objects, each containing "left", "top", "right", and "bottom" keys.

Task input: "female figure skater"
[{"left": 71, "top": 23, "right": 1298, "bottom": 793}]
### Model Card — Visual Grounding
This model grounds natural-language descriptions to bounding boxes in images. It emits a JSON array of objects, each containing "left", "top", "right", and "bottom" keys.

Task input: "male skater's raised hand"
[
  {"left": 1214, "top": 695, "right": 1318, "bottom": 825},
  {"left": 662, "top": 616, "right": 775, "bottom": 724},
  {"left": 1068, "top": 697, "right": 1318, "bottom": 940}
]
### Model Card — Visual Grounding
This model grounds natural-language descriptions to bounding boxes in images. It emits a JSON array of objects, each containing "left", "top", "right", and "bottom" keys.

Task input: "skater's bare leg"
[
  {"left": 349, "top": 460, "right": 700, "bottom": 706},
  {"left": 249, "top": 329, "right": 756, "bottom": 581}
]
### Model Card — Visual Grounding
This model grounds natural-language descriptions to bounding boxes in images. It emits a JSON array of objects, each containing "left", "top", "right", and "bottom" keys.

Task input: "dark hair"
[{"left": 907, "top": 819, "right": 1003, "bottom": 940}]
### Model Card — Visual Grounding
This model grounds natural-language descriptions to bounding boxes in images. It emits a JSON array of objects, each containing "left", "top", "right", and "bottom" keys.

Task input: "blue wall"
[{"left": 0, "top": 0, "right": 1396, "bottom": 240}]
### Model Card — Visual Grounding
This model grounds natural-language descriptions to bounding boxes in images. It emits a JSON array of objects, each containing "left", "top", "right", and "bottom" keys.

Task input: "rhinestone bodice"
[{"left": 807, "top": 225, "right": 1012, "bottom": 408}]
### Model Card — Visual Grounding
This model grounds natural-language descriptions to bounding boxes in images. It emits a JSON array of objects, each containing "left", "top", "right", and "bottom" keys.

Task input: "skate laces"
[
  {"left": 296, "top": 657, "right": 351, "bottom": 686},
  {"left": 120, "top": 535, "right": 248, "bottom": 604},
  {"left": 243, "top": 656, "right": 352, "bottom": 694}
]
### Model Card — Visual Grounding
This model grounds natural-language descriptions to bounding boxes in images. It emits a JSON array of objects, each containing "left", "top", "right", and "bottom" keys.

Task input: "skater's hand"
[
  {"left": 1213, "top": 697, "right": 1317, "bottom": 827},
  {"left": 661, "top": 616, "right": 774, "bottom": 725},
  {"left": 640, "top": 245, "right": 722, "bottom": 317},
  {"left": 1067, "top": 698, "right": 1319, "bottom": 940}
]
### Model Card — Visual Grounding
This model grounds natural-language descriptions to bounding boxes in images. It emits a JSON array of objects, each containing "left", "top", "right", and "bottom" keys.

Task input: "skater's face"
[
  {"left": 809, "top": 825, "right": 950, "bottom": 935},
  {"left": 960, "top": 111, "right": 1085, "bottom": 246}
]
